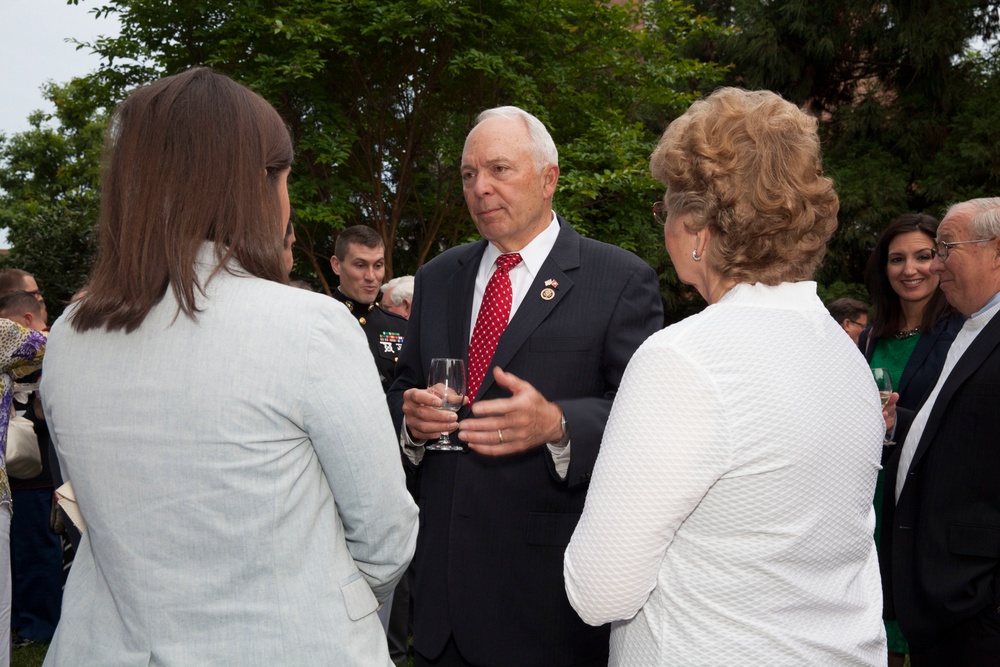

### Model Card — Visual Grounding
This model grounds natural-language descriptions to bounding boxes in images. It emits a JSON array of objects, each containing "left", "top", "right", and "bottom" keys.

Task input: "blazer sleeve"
[
  {"left": 301, "top": 306, "right": 419, "bottom": 601},
  {"left": 555, "top": 260, "right": 663, "bottom": 488}
]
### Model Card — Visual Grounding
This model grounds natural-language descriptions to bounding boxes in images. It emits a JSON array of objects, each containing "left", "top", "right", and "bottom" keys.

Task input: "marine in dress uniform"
[{"left": 331, "top": 290, "right": 406, "bottom": 393}]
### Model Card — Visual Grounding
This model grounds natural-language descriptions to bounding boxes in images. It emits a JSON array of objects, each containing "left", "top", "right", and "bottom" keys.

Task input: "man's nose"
[{"left": 470, "top": 173, "right": 493, "bottom": 197}]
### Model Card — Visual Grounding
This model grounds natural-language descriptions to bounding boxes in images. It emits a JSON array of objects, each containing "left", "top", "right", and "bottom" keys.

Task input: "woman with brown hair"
[
  {"left": 566, "top": 88, "right": 886, "bottom": 664},
  {"left": 40, "top": 68, "right": 417, "bottom": 665},
  {"left": 860, "top": 213, "right": 964, "bottom": 666}
]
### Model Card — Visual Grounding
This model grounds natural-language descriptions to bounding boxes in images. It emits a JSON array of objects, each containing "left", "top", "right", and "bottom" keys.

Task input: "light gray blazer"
[{"left": 41, "top": 246, "right": 418, "bottom": 666}]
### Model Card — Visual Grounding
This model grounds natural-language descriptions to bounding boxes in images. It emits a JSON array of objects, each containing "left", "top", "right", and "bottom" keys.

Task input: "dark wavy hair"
[
  {"left": 864, "top": 213, "right": 951, "bottom": 339},
  {"left": 72, "top": 67, "right": 294, "bottom": 333}
]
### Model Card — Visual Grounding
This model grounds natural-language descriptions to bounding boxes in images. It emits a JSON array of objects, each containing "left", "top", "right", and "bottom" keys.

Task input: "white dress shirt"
[{"left": 469, "top": 213, "right": 560, "bottom": 336}]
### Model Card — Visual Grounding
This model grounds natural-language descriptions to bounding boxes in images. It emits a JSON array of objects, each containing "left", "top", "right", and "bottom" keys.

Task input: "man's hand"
[
  {"left": 883, "top": 391, "right": 899, "bottom": 436},
  {"left": 459, "top": 367, "right": 564, "bottom": 456},
  {"left": 402, "top": 387, "right": 462, "bottom": 441}
]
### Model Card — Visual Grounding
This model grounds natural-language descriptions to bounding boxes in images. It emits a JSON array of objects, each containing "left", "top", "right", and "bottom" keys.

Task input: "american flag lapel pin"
[{"left": 541, "top": 279, "right": 558, "bottom": 301}]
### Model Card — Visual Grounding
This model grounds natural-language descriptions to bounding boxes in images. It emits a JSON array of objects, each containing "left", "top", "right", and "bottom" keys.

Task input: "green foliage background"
[{"left": 3, "top": 0, "right": 1000, "bottom": 323}]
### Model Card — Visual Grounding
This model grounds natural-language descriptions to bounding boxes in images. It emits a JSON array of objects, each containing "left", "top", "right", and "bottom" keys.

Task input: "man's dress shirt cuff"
[
  {"left": 400, "top": 417, "right": 426, "bottom": 466},
  {"left": 400, "top": 416, "right": 571, "bottom": 478}
]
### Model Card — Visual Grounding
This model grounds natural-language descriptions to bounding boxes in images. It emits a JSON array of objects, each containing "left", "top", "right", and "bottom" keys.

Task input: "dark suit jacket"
[
  {"left": 881, "top": 309, "right": 1000, "bottom": 646},
  {"left": 387, "top": 218, "right": 663, "bottom": 666},
  {"left": 860, "top": 314, "right": 965, "bottom": 413}
]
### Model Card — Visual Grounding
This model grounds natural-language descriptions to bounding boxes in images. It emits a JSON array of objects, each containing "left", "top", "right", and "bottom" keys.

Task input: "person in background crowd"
[
  {"left": 882, "top": 198, "right": 1000, "bottom": 665},
  {"left": 0, "top": 289, "right": 63, "bottom": 647},
  {"left": 380, "top": 275, "right": 414, "bottom": 320},
  {"left": 828, "top": 297, "right": 870, "bottom": 345},
  {"left": 331, "top": 226, "right": 407, "bottom": 393},
  {"left": 389, "top": 105, "right": 663, "bottom": 666},
  {"left": 0, "top": 318, "right": 46, "bottom": 667},
  {"left": 39, "top": 67, "right": 417, "bottom": 666},
  {"left": 0, "top": 271, "right": 47, "bottom": 326},
  {"left": 859, "top": 213, "right": 964, "bottom": 667},
  {"left": 565, "top": 87, "right": 886, "bottom": 665},
  {"left": 0, "top": 291, "right": 47, "bottom": 333}
]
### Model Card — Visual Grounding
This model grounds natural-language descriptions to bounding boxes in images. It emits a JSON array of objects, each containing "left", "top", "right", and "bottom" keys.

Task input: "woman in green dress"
[{"left": 860, "top": 213, "right": 965, "bottom": 667}]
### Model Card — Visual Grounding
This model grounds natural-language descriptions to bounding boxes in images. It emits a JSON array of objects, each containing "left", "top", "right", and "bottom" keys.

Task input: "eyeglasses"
[
  {"left": 848, "top": 319, "right": 867, "bottom": 328},
  {"left": 932, "top": 237, "right": 996, "bottom": 260},
  {"left": 24, "top": 290, "right": 43, "bottom": 300},
  {"left": 652, "top": 201, "right": 668, "bottom": 226}
]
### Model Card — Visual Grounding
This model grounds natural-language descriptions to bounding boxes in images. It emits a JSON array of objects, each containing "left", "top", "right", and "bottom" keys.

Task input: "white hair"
[
  {"left": 949, "top": 197, "right": 1000, "bottom": 238},
  {"left": 380, "top": 275, "right": 414, "bottom": 306},
  {"left": 473, "top": 106, "right": 558, "bottom": 172}
]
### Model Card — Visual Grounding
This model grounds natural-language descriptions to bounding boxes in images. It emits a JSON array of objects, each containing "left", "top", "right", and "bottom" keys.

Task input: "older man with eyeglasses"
[{"left": 881, "top": 197, "right": 1000, "bottom": 666}]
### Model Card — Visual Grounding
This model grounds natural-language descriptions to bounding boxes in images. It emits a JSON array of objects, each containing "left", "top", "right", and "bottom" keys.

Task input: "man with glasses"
[
  {"left": 827, "top": 297, "right": 870, "bottom": 345},
  {"left": 0, "top": 270, "right": 47, "bottom": 324},
  {"left": 0, "top": 270, "right": 62, "bottom": 647},
  {"left": 882, "top": 197, "right": 1000, "bottom": 665}
]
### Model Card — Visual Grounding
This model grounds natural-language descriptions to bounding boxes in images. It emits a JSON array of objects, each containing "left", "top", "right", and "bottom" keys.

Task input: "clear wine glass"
[
  {"left": 871, "top": 367, "right": 896, "bottom": 446},
  {"left": 426, "top": 358, "right": 466, "bottom": 451}
]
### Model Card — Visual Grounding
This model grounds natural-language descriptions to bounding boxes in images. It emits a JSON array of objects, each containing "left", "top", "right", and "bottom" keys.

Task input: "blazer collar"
[
  {"left": 907, "top": 310, "right": 1000, "bottom": 473},
  {"left": 895, "top": 318, "right": 948, "bottom": 397}
]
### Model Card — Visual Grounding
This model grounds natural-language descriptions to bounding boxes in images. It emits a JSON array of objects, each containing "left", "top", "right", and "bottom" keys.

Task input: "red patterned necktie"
[{"left": 467, "top": 253, "right": 523, "bottom": 402}]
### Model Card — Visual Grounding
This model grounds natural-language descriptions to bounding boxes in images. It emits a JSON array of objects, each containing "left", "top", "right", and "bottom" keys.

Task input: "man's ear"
[
  {"left": 330, "top": 255, "right": 341, "bottom": 277},
  {"left": 541, "top": 164, "right": 559, "bottom": 199}
]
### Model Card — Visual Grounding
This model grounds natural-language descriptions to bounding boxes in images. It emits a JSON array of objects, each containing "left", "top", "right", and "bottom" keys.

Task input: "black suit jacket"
[
  {"left": 860, "top": 314, "right": 965, "bottom": 413},
  {"left": 881, "top": 309, "right": 1000, "bottom": 646},
  {"left": 387, "top": 219, "right": 663, "bottom": 666}
]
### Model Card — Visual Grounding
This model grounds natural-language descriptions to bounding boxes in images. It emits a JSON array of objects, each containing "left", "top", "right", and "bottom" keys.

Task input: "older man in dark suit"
[
  {"left": 882, "top": 197, "right": 1000, "bottom": 666},
  {"left": 387, "top": 107, "right": 662, "bottom": 666}
]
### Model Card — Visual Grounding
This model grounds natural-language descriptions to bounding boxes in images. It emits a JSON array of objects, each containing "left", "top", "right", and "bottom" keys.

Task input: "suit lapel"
[
  {"left": 907, "top": 311, "right": 1000, "bottom": 472},
  {"left": 477, "top": 220, "right": 581, "bottom": 399},
  {"left": 448, "top": 241, "right": 486, "bottom": 363},
  {"left": 897, "top": 328, "right": 938, "bottom": 397}
]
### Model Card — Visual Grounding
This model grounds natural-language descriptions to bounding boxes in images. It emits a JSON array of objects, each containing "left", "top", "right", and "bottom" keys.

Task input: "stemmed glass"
[
  {"left": 871, "top": 367, "right": 896, "bottom": 446},
  {"left": 426, "top": 358, "right": 466, "bottom": 451}
]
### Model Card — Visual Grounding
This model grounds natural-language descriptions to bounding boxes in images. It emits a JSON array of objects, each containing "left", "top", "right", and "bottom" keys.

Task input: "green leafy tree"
[
  {"left": 690, "top": 0, "right": 1000, "bottom": 296},
  {"left": 51, "top": 0, "right": 722, "bottom": 310},
  {"left": 0, "top": 77, "right": 111, "bottom": 319}
]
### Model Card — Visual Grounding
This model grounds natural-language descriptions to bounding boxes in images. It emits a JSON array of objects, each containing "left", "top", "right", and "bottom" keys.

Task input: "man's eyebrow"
[{"left": 462, "top": 156, "right": 513, "bottom": 169}]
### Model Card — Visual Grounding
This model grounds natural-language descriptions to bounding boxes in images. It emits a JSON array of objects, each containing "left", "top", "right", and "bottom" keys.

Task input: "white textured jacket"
[{"left": 566, "top": 281, "right": 886, "bottom": 666}]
